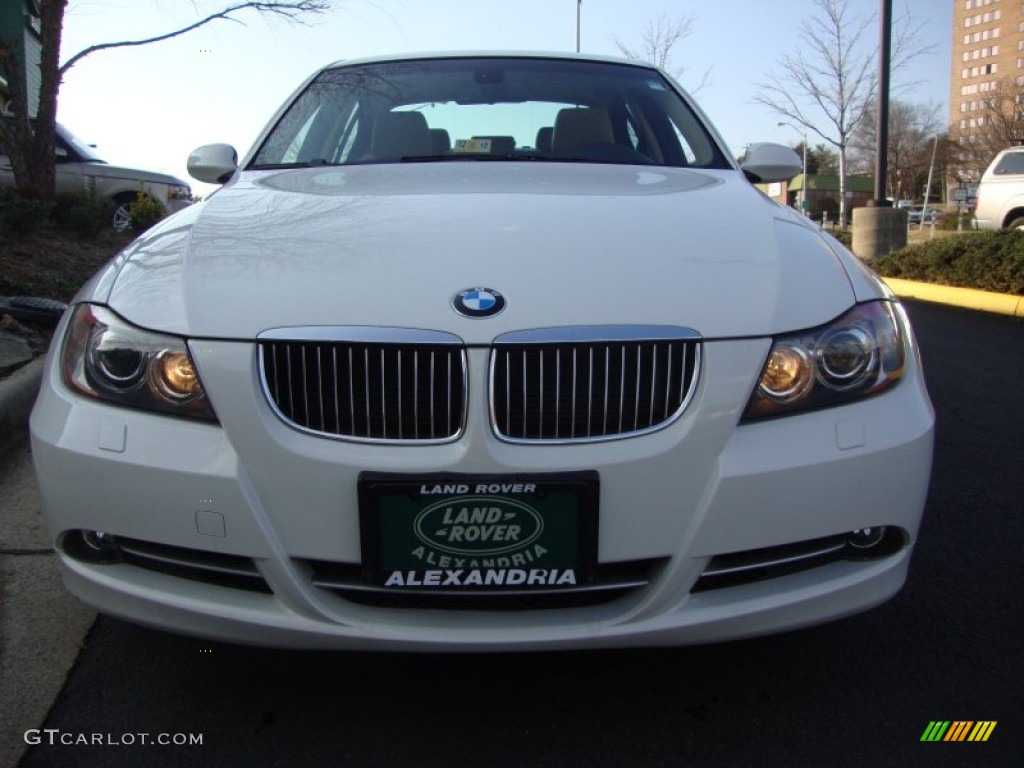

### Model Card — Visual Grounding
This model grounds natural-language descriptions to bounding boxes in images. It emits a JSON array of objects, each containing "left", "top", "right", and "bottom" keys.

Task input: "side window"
[
  {"left": 624, "top": 115, "right": 640, "bottom": 150},
  {"left": 621, "top": 102, "right": 663, "bottom": 163},
  {"left": 54, "top": 136, "right": 72, "bottom": 162},
  {"left": 667, "top": 117, "right": 697, "bottom": 165},
  {"left": 994, "top": 152, "right": 1024, "bottom": 175},
  {"left": 332, "top": 104, "right": 362, "bottom": 163},
  {"left": 280, "top": 107, "right": 322, "bottom": 164}
]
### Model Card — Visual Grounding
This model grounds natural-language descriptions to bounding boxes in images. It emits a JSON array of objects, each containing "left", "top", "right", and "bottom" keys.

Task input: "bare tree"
[
  {"left": 614, "top": 11, "right": 711, "bottom": 93},
  {"left": 948, "top": 77, "right": 1024, "bottom": 182},
  {"left": 852, "top": 100, "right": 942, "bottom": 200},
  {"left": 0, "top": 1, "right": 330, "bottom": 197},
  {"left": 752, "top": 0, "right": 931, "bottom": 226},
  {"left": 0, "top": 0, "right": 66, "bottom": 201}
]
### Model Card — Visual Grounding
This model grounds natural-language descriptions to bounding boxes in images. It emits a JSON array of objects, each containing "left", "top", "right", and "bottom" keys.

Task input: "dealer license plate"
[{"left": 358, "top": 472, "right": 598, "bottom": 591}]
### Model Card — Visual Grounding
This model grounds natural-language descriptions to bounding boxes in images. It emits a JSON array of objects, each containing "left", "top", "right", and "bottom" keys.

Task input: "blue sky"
[{"left": 56, "top": 0, "right": 953, "bottom": 194}]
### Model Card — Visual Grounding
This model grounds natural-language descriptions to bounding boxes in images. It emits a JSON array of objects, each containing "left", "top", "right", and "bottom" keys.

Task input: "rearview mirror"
[{"left": 187, "top": 144, "right": 238, "bottom": 185}]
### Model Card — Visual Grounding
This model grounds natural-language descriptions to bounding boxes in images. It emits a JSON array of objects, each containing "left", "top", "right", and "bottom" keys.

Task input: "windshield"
[{"left": 250, "top": 57, "right": 729, "bottom": 170}]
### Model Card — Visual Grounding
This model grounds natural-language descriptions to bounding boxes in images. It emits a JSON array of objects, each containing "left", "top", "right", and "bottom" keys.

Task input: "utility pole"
[{"left": 851, "top": 0, "right": 907, "bottom": 260}]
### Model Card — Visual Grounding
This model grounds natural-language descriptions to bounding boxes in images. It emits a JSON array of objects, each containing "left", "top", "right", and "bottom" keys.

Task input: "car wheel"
[
  {"left": 111, "top": 196, "right": 135, "bottom": 232},
  {"left": 1006, "top": 216, "right": 1024, "bottom": 230}
]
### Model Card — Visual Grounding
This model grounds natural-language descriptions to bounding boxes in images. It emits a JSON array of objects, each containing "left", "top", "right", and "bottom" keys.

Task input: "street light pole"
[
  {"left": 920, "top": 134, "right": 939, "bottom": 231},
  {"left": 872, "top": 0, "right": 893, "bottom": 206},
  {"left": 576, "top": 0, "right": 581, "bottom": 53}
]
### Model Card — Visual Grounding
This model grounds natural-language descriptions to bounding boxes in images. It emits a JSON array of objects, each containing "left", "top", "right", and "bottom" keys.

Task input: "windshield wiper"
[
  {"left": 399, "top": 153, "right": 528, "bottom": 163},
  {"left": 249, "top": 159, "right": 341, "bottom": 170},
  {"left": 397, "top": 153, "right": 593, "bottom": 163}
]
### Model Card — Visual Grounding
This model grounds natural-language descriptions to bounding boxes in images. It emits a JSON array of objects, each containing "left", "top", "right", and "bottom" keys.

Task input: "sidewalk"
[{"left": 0, "top": 438, "right": 96, "bottom": 768}]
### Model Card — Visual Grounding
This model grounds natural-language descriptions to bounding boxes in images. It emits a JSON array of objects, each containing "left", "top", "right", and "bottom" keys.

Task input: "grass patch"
[{"left": 871, "top": 230, "right": 1024, "bottom": 296}]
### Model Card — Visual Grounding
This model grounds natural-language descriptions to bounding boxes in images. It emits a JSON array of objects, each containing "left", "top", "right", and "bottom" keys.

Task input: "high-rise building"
[{"left": 950, "top": 0, "right": 1024, "bottom": 178}]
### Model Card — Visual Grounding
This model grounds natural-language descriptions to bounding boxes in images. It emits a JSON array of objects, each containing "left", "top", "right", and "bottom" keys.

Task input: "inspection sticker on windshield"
[
  {"left": 453, "top": 138, "right": 492, "bottom": 153},
  {"left": 358, "top": 472, "right": 598, "bottom": 590}
]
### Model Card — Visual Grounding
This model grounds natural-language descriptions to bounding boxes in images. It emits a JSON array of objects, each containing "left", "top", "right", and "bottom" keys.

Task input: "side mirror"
[
  {"left": 187, "top": 143, "right": 238, "bottom": 185},
  {"left": 54, "top": 146, "right": 69, "bottom": 161},
  {"left": 740, "top": 143, "right": 802, "bottom": 183}
]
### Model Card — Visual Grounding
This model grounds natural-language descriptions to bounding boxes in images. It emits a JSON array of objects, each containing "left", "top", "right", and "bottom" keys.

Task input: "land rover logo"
[
  {"left": 452, "top": 287, "right": 506, "bottom": 318},
  {"left": 414, "top": 496, "right": 544, "bottom": 556}
]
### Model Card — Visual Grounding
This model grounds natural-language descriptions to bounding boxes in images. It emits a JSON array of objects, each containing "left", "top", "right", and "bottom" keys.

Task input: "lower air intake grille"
[
  {"left": 491, "top": 328, "right": 700, "bottom": 442},
  {"left": 306, "top": 558, "right": 665, "bottom": 611},
  {"left": 259, "top": 330, "right": 466, "bottom": 443},
  {"left": 116, "top": 537, "right": 270, "bottom": 593}
]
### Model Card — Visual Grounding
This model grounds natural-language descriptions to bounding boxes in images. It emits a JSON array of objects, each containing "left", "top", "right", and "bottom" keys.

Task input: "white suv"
[
  {"left": 975, "top": 147, "right": 1024, "bottom": 230},
  {"left": 0, "top": 119, "right": 193, "bottom": 230}
]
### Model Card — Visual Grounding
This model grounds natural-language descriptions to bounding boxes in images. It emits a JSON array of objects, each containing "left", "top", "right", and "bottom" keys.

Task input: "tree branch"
[{"left": 59, "top": 1, "right": 329, "bottom": 75}]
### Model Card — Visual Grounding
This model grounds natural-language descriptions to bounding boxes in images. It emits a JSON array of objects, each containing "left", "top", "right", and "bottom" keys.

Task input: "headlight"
[
  {"left": 168, "top": 184, "right": 192, "bottom": 201},
  {"left": 61, "top": 304, "right": 217, "bottom": 422},
  {"left": 742, "top": 301, "right": 906, "bottom": 421}
]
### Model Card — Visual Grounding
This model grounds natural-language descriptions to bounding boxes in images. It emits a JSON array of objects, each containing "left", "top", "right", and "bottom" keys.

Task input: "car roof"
[{"left": 322, "top": 50, "right": 656, "bottom": 71}]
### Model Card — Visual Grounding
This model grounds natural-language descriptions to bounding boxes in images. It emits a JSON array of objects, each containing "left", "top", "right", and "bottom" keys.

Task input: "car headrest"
[
  {"left": 430, "top": 128, "right": 452, "bottom": 154},
  {"left": 372, "top": 111, "right": 432, "bottom": 159},
  {"left": 552, "top": 108, "right": 614, "bottom": 154},
  {"left": 535, "top": 127, "right": 553, "bottom": 153}
]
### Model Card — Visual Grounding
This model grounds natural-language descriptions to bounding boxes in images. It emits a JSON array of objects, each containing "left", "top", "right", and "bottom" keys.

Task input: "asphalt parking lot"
[{"left": 3, "top": 300, "right": 1021, "bottom": 768}]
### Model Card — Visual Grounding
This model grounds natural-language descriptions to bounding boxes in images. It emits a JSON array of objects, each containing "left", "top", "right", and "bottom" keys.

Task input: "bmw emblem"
[{"left": 453, "top": 287, "right": 506, "bottom": 318}]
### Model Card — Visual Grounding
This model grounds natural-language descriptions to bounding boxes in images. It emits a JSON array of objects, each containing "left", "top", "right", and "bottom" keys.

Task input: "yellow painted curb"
[{"left": 882, "top": 278, "right": 1024, "bottom": 318}]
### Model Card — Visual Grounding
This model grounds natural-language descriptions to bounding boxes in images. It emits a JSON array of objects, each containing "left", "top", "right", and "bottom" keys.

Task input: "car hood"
[
  {"left": 79, "top": 161, "right": 187, "bottom": 187},
  {"left": 101, "top": 163, "right": 859, "bottom": 342}
]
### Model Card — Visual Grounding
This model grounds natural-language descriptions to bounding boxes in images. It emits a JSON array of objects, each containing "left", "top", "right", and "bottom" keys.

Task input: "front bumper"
[{"left": 30, "top": 322, "right": 934, "bottom": 650}]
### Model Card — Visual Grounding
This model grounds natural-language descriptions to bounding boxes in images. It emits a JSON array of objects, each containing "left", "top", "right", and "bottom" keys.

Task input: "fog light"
[
  {"left": 63, "top": 529, "right": 122, "bottom": 564},
  {"left": 847, "top": 526, "right": 886, "bottom": 549},
  {"left": 83, "top": 530, "right": 113, "bottom": 551}
]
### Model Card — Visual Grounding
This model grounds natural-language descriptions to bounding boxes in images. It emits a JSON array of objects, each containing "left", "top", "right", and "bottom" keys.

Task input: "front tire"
[{"left": 111, "top": 195, "right": 135, "bottom": 232}]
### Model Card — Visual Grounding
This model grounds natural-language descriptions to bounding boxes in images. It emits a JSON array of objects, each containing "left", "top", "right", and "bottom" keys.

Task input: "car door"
[{"left": 53, "top": 132, "right": 86, "bottom": 196}]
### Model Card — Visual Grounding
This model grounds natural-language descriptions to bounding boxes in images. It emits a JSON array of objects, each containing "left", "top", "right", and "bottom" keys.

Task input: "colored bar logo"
[{"left": 921, "top": 721, "right": 997, "bottom": 742}]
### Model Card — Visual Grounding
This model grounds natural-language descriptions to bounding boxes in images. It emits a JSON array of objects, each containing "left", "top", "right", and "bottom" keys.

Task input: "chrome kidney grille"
[
  {"left": 259, "top": 327, "right": 700, "bottom": 444},
  {"left": 259, "top": 328, "right": 467, "bottom": 443},
  {"left": 490, "top": 327, "right": 701, "bottom": 443}
]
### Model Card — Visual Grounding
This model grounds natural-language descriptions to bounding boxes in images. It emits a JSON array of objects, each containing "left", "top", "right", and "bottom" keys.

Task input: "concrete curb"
[
  {"left": 0, "top": 357, "right": 44, "bottom": 462},
  {"left": 884, "top": 278, "right": 1024, "bottom": 318}
]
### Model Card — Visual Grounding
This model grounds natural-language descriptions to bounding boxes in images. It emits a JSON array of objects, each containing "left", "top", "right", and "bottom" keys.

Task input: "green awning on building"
[{"left": 785, "top": 174, "right": 875, "bottom": 193}]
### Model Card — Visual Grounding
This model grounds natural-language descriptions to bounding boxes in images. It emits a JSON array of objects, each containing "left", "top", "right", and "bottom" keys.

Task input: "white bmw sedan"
[{"left": 31, "top": 53, "right": 934, "bottom": 650}]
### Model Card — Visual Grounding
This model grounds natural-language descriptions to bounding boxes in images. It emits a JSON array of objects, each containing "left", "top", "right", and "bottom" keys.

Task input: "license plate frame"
[{"left": 358, "top": 472, "right": 599, "bottom": 591}]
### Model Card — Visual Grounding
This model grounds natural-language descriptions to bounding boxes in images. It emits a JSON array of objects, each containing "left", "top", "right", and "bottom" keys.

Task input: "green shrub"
[
  {"left": 51, "top": 191, "right": 116, "bottom": 238},
  {"left": 937, "top": 211, "right": 974, "bottom": 231},
  {"left": 0, "top": 187, "right": 53, "bottom": 235},
  {"left": 128, "top": 190, "right": 166, "bottom": 232},
  {"left": 831, "top": 229, "right": 853, "bottom": 248},
  {"left": 872, "top": 231, "right": 1024, "bottom": 295}
]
